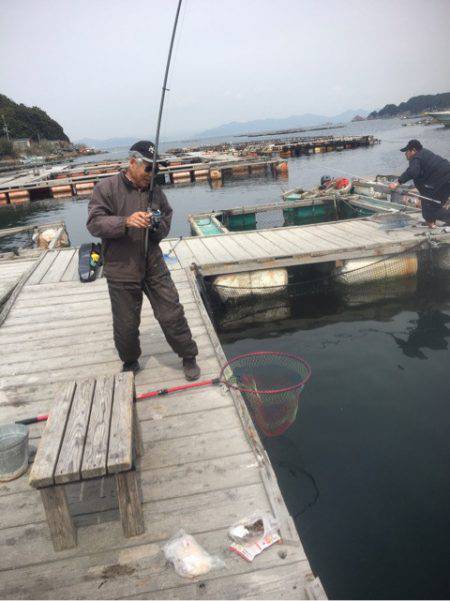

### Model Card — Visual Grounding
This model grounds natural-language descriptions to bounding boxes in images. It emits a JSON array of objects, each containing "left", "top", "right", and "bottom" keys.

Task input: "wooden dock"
[
  {"left": 0, "top": 247, "right": 325, "bottom": 600},
  {"left": 161, "top": 213, "right": 447, "bottom": 276}
]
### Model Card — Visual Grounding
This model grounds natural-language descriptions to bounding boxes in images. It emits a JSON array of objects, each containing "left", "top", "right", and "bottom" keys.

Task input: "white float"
[
  {"left": 335, "top": 253, "right": 418, "bottom": 286},
  {"left": 213, "top": 268, "right": 288, "bottom": 302}
]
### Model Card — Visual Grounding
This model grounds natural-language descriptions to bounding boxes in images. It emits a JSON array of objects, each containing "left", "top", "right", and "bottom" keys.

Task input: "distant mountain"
[
  {"left": 0, "top": 94, "right": 69, "bottom": 141},
  {"left": 368, "top": 92, "right": 450, "bottom": 119},
  {"left": 197, "top": 109, "right": 369, "bottom": 138},
  {"left": 75, "top": 137, "right": 139, "bottom": 149}
]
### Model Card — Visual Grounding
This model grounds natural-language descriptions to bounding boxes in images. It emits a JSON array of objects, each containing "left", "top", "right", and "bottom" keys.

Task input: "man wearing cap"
[
  {"left": 86, "top": 140, "right": 200, "bottom": 380},
  {"left": 389, "top": 140, "right": 450, "bottom": 227}
]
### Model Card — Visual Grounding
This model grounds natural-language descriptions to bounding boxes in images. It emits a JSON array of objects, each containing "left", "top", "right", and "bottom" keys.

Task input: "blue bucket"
[{"left": 0, "top": 424, "right": 29, "bottom": 482}]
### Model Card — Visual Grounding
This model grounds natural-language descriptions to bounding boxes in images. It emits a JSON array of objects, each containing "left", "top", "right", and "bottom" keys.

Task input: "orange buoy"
[
  {"left": 9, "top": 190, "right": 30, "bottom": 204},
  {"left": 51, "top": 185, "right": 73, "bottom": 198},
  {"left": 0, "top": 193, "right": 8, "bottom": 205},
  {"left": 276, "top": 161, "right": 289, "bottom": 174},
  {"left": 172, "top": 170, "right": 191, "bottom": 183},
  {"left": 209, "top": 169, "right": 222, "bottom": 181},
  {"left": 193, "top": 169, "right": 209, "bottom": 181},
  {"left": 75, "top": 182, "right": 95, "bottom": 195}
]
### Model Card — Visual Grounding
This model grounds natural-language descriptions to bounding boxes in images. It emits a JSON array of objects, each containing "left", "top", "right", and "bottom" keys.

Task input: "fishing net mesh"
[
  {"left": 219, "top": 352, "right": 311, "bottom": 437},
  {"left": 206, "top": 242, "right": 448, "bottom": 329}
]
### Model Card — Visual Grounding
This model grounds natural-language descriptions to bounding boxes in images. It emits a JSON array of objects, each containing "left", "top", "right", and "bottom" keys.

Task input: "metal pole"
[{"left": 145, "top": 0, "right": 183, "bottom": 258}]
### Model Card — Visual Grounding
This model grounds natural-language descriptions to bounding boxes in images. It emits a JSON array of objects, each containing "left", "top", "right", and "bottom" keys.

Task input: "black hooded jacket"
[{"left": 398, "top": 148, "right": 450, "bottom": 195}]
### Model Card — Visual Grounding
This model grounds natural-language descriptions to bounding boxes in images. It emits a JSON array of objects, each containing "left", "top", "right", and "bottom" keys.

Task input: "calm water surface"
[{"left": 219, "top": 275, "right": 450, "bottom": 599}]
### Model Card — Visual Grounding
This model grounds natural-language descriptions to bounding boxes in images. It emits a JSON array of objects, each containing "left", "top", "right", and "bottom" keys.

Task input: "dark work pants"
[
  {"left": 421, "top": 181, "right": 450, "bottom": 223},
  {"left": 107, "top": 256, "right": 198, "bottom": 364}
]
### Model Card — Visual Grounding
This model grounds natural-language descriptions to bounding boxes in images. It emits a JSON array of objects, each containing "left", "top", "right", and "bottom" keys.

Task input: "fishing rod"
[
  {"left": 145, "top": 0, "right": 183, "bottom": 258},
  {"left": 16, "top": 352, "right": 311, "bottom": 426},
  {"left": 326, "top": 167, "right": 443, "bottom": 206},
  {"left": 16, "top": 377, "right": 221, "bottom": 425}
]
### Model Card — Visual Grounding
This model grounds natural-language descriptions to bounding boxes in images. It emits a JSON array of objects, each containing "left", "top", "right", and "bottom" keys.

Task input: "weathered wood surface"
[
  {"left": 0, "top": 250, "right": 323, "bottom": 598},
  {"left": 29, "top": 381, "right": 76, "bottom": 488},
  {"left": 40, "top": 486, "right": 77, "bottom": 551}
]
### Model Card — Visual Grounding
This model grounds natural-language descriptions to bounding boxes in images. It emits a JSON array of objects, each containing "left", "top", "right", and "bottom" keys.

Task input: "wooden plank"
[
  {"left": 108, "top": 372, "right": 134, "bottom": 474},
  {"left": 284, "top": 226, "right": 342, "bottom": 250},
  {"left": 40, "top": 249, "right": 77, "bottom": 284},
  {"left": 60, "top": 249, "right": 80, "bottom": 281},
  {"left": 40, "top": 486, "right": 77, "bottom": 551},
  {"left": 226, "top": 232, "right": 273, "bottom": 258},
  {"left": 246, "top": 231, "right": 286, "bottom": 255},
  {"left": 272, "top": 228, "right": 319, "bottom": 252},
  {"left": 184, "top": 237, "right": 217, "bottom": 264},
  {"left": 0, "top": 326, "right": 209, "bottom": 366},
  {"left": 116, "top": 470, "right": 145, "bottom": 537},
  {"left": 81, "top": 376, "right": 114, "bottom": 479},
  {"left": 259, "top": 230, "right": 303, "bottom": 255},
  {"left": 54, "top": 379, "right": 96, "bottom": 484},
  {"left": 141, "top": 561, "right": 312, "bottom": 600},
  {"left": 29, "top": 381, "right": 77, "bottom": 488},
  {"left": 26, "top": 251, "right": 59, "bottom": 285},
  {"left": 172, "top": 239, "right": 196, "bottom": 268},
  {"left": 213, "top": 235, "right": 255, "bottom": 261},
  {"left": 196, "top": 235, "right": 237, "bottom": 263}
]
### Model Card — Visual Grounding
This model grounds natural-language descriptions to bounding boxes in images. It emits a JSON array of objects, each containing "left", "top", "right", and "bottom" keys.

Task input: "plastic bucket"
[{"left": 0, "top": 424, "right": 29, "bottom": 482}]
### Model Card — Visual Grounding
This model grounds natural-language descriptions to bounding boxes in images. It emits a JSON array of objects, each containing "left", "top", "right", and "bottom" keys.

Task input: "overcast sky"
[{"left": 1, "top": 0, "right": 449, "bottom": 141}]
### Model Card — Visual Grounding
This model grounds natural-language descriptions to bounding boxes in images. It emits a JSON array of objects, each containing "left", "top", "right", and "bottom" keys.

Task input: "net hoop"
[{"left": 219, "top": 351, "right": 311, "bottom": 395}]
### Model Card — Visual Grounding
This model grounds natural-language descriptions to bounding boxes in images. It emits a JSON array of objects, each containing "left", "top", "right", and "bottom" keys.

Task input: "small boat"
[{"left": 427, "top": 111, "right": 450, "bottom": 127}]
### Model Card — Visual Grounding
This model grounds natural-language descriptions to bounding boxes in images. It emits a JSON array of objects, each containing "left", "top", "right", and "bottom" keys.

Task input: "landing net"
[{"left": 220, "top": 351, "right": 311, "bottom": 437}]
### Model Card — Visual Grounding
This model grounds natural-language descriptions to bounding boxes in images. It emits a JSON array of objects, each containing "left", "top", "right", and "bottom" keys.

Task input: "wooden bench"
[{"left": 29, "top": 372, "right": 145, "bottom": 551}]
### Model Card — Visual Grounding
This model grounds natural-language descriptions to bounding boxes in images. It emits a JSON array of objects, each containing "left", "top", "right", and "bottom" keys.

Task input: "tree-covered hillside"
[
  {"left": 0, "top": 94, "right": 69, "bottom": 141},
  {"left": 369, "top": 92, "right": 450, "bottom": 119}
]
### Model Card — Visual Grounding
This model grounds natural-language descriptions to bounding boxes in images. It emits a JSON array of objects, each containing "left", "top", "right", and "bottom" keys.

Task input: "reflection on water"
[{"left": 219, "top": 269, "right": 450, "bottom": 599}]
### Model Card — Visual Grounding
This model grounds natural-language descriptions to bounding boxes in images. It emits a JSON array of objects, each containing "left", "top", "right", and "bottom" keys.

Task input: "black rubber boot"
[
  {"left": 122, "top": 360, "right": 140, "bottom": 374},
  {"left": 182, "top": 357, "right": 200, "bottom": 381}
]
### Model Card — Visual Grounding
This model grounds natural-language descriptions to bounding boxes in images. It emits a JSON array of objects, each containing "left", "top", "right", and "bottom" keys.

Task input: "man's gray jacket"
[{"left": 86, "top": 172, "right": 172, "bottom": 282}]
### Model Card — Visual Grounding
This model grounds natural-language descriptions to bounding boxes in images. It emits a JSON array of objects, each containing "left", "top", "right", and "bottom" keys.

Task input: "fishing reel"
[{"left": 150, "top": 209, "right": 162, "bottom": 231}]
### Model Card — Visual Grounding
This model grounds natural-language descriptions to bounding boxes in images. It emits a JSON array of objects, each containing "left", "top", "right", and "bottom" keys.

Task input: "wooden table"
[{"left": 29, "top": 372, "right": 145, "bottom": 551}]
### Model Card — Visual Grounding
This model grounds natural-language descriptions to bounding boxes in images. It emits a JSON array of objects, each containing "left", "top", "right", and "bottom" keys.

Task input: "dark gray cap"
[
  {"left": 400, "top": 139, "right": 423, "bottom": 152},
  {"left": 129, "top": 140, "right": 157, "bottom": 162}
]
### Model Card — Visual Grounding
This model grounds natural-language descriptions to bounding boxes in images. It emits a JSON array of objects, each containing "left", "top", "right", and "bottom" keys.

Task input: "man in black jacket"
[
  {"left": 390, "top": 140, "right": 450, "bottom": 227},
  {"left": 87, "top": 140, "right": 200, "bottom": 380}
]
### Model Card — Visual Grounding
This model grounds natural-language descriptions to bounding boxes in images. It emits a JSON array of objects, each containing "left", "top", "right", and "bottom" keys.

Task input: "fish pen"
[
  {"left": 200, "top": 241, "right": 450, "bottom": 335},
  {"left": 188, "top": 193, "right": 417, "bottom": 236}
]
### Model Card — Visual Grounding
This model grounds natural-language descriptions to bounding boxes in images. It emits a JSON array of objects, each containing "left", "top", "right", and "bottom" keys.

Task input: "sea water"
[
  {"left": 219, "top": 271, "right": 450, "bottom": 600},
  {"left": 1, "top": 117, "right": 449, "bottom": 250}
]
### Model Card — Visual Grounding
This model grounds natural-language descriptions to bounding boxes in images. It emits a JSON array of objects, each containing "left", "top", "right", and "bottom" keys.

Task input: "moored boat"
[{"left": 427, "top": 111, "right": 450, "bottom": 127}]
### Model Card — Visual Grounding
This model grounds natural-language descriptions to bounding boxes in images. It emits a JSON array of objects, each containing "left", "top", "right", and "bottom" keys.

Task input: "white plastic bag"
[
  {"left": 163, "top": 530, "right": 225, "bottom": 578},
  {"left": 228, "top": 512, "right": 281, "bottom": 561}
]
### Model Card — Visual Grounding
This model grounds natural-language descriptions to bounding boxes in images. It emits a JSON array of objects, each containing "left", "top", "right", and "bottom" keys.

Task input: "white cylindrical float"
[
  {"left": 334, "top": 253, "right": 418, "bottom": 286},
  {"left": 213, "top": 268, "right": 288, "bottom": 302}
]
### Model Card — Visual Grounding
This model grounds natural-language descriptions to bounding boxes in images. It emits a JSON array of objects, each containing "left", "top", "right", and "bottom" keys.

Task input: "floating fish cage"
[
  {"left": 188, "top": 192, "right": 415, "bottom": 236},
  {"left": 203, "top": 242, "right": 450, "bottom": 334}
]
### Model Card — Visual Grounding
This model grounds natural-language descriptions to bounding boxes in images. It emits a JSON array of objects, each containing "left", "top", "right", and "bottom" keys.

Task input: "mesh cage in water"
[{"left": 220, "top": 351, "right": 311, "bottom": 437}]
